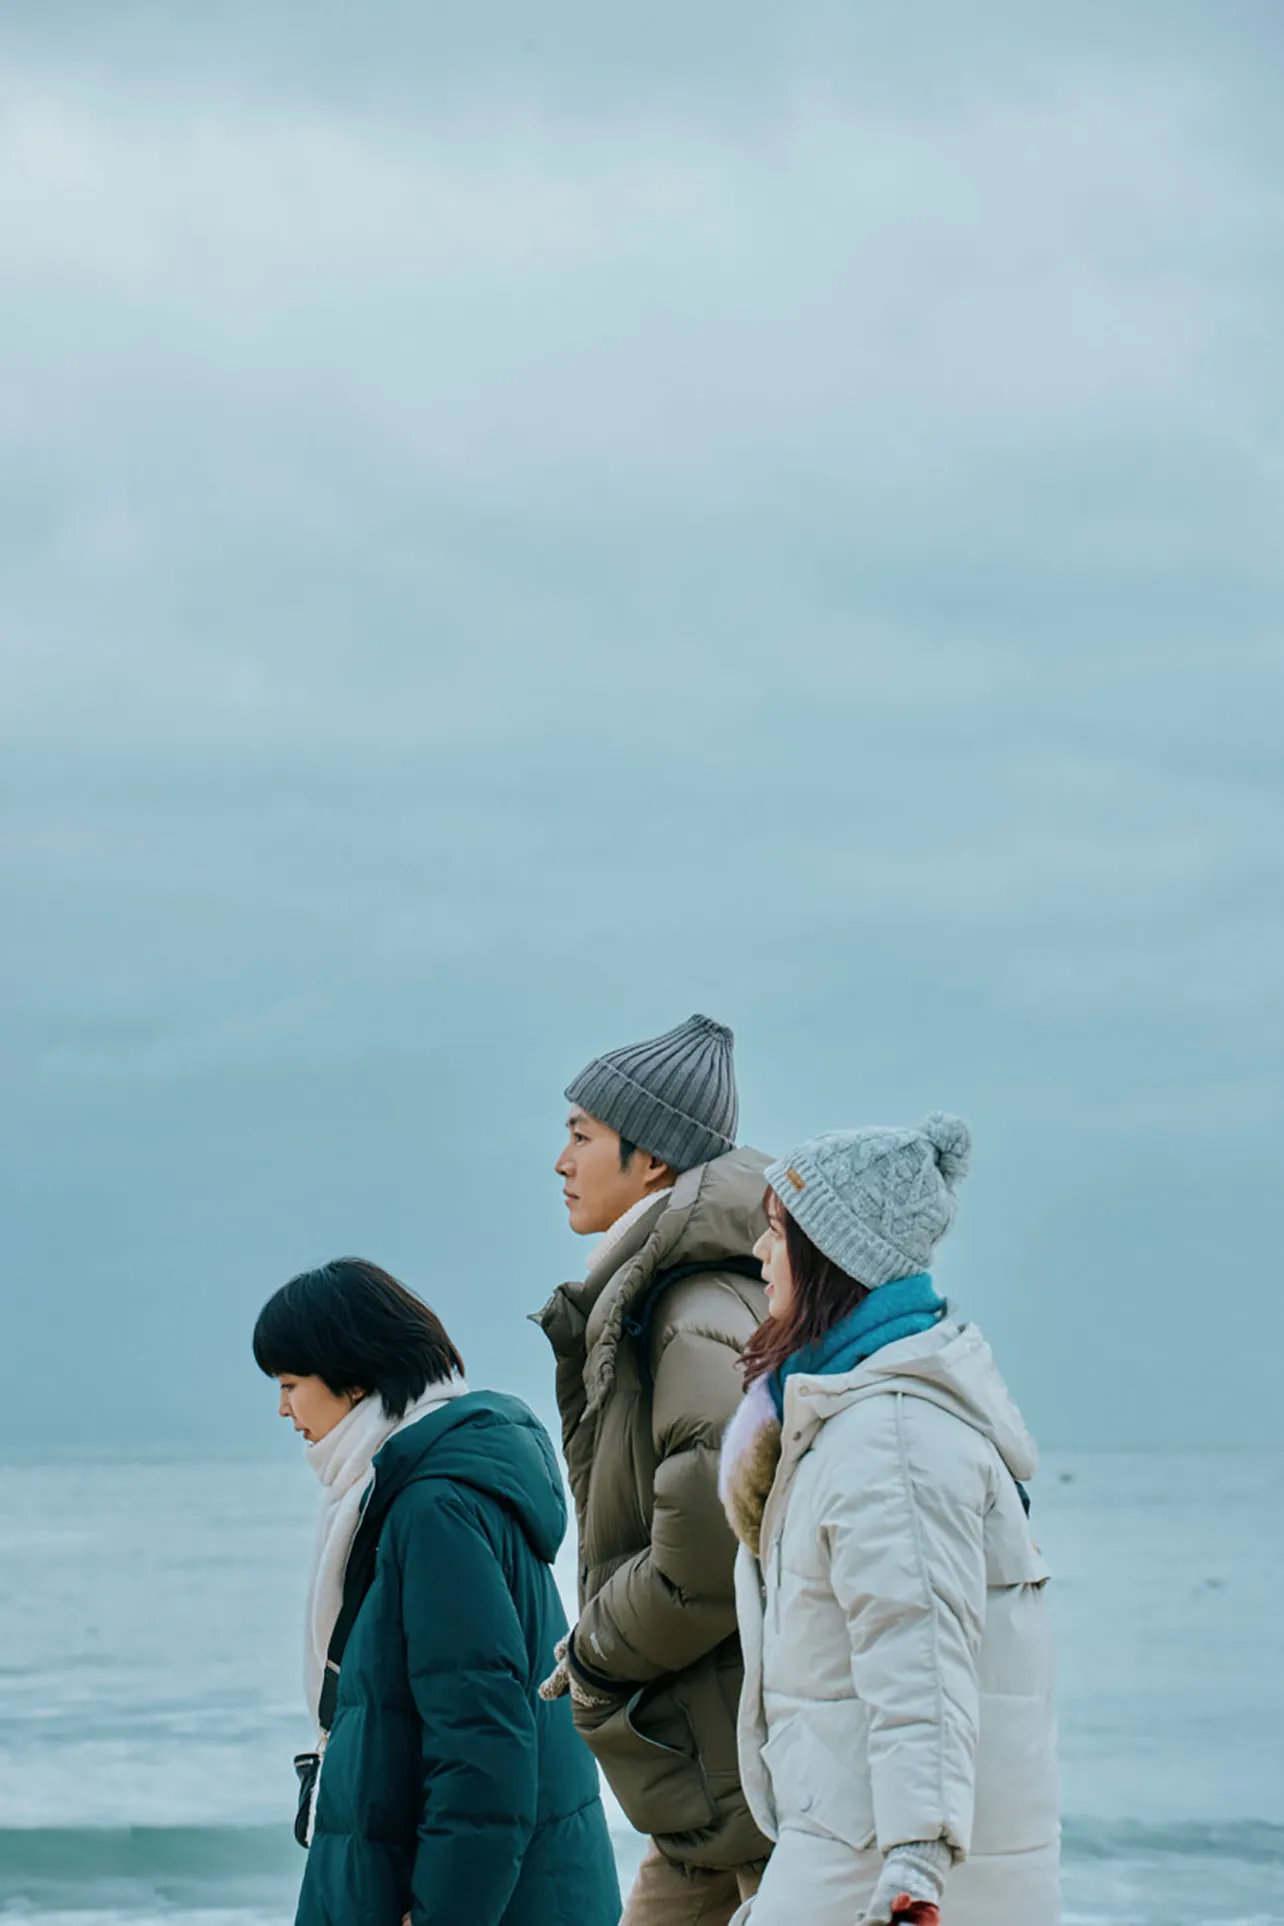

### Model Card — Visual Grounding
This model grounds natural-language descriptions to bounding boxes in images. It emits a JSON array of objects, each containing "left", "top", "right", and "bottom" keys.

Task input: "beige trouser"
[{"left": 622, "top": 1841, "right": 763, "bottom": 1926}]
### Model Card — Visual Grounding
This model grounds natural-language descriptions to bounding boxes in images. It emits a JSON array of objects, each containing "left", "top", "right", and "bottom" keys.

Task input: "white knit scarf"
[
  {"left": 589, "top": 1186, "right": 672, "bottom": 1280},
  {"left": 303, "top": 1375, "right": 469, "bottom": 1732}
]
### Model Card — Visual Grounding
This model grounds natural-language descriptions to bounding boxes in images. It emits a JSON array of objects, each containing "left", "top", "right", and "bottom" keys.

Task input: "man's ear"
[{"left": 644, "top": 1155, "right": 676, "bottom": 1192}]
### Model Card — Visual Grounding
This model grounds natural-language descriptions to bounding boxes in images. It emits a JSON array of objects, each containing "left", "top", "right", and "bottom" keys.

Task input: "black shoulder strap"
[
  {"left": 317, "top": 1492, "right": 387, "bottom": 1735},
  {"left": 622, "top": 1255, "right": 765, "bottom": 1395}
]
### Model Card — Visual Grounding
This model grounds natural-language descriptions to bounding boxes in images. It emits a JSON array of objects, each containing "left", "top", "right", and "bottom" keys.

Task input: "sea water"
[{"left": 0, "top": 1448, "right": 1279, "bottom": 1923}]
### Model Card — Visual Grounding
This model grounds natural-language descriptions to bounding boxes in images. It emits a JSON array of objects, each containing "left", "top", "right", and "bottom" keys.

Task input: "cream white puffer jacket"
[{"left": 728, "top": 1322, "right": 1060, "bottom": 1926}]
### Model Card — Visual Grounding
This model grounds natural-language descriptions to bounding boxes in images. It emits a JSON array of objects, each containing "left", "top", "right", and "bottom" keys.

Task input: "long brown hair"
[{"left": 741, "top": 1188, "right": 870, "bottom": 1388}]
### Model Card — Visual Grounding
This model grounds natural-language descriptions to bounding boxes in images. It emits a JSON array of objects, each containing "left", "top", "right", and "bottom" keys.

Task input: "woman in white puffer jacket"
[{"left": 718, "top": 1116, "right": 1059, "bottom": 1926}]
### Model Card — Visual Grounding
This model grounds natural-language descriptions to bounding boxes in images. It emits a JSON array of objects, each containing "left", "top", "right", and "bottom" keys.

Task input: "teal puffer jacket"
[{"left": 297, "top": 1391, "right": 620, "bottom": 1926}]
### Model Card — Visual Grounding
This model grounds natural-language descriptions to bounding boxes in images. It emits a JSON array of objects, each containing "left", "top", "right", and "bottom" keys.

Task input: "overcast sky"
[{"left": 2, "top": 2, "right": 1281, "bottom": 1452}]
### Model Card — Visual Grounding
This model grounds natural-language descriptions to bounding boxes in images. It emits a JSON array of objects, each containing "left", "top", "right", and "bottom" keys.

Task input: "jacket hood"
[
  {"left": 582, "top": 1146, "right": 770, "bottom": 1408},
  {"left": 369, "top": 1390, "right": 567, "bottom": 1565},
  {"left": 533, "top": 1145, "right": 771, "bottom": 1411},
  {"left": 794, "top": 1320, "right": 1039, "bottom": 1483},
  {"left": 636, "top": 1144, "right": 772, "bottom": 1273},
  {"left": 585, "top": 1144, "right": 771, "bottom": 1335}
]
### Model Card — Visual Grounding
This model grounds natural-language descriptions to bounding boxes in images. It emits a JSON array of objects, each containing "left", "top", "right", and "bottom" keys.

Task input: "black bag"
[
  {"left": 291, "top": 1492, "right": 389, "bottom": 1849},
  {"left": 292, "top": 1750, "right": 321, "bottom": 1848}
]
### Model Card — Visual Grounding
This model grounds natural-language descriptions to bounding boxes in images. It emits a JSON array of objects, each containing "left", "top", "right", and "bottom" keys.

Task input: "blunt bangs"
[{"left": 252, "top": 1259, "right": 464, "bottom": 1419}]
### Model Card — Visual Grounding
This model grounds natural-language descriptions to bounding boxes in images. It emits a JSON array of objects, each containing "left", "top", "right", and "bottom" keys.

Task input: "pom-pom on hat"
[{"left": 765, "top": 1112, "right": 971, "bottom": 1288}]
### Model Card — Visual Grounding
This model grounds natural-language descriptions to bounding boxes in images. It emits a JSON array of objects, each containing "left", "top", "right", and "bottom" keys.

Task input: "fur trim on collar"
[{"left": 718, "top": 1376, "right": 782, "bottom": 1558}]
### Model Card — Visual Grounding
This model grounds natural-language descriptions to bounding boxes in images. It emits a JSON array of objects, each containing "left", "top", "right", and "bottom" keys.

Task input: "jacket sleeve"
[
  {"left": 398, "top": 1488, "right": 538, "bottom": 1926},
  {"left": 570, "top": 1288, "right": 750, "bottom": 1689},
  {"left": 824, "top": 1394, "right": 988, "bottom": 1857}
]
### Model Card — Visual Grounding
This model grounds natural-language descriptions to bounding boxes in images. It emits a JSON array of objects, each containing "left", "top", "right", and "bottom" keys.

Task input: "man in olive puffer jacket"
[{"left": 534, "top": 1015, "right": 772, "bottom": 1926}]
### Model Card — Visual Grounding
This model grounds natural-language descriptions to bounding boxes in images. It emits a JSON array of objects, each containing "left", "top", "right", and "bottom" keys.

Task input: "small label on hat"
[{"left": 785, "top": 1166, "right": 806, "bottom": 1191}]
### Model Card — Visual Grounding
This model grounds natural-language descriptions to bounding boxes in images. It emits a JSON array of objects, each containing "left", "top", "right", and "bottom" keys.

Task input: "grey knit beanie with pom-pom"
[{"left": 764, "top": 1113, "right": 971, "bottom": 1288}]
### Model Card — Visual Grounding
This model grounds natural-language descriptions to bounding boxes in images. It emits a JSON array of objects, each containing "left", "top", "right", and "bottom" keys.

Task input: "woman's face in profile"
[
  {"left": 275, "top": 1373, "right": 365, "bottom": 1444},
  {"left": 753, "top": 1197, "right": 795, "bottom": 1322}
]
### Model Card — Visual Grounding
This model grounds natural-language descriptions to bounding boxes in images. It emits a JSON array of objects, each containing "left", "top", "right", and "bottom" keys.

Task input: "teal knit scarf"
[{"left": 768, "top": 1273, "right": 946, "bottom": 1419}]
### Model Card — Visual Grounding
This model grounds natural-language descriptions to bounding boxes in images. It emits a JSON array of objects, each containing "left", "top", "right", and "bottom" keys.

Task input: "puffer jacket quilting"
[
  {"left": 297, "top": 1392, "right": 620, "bottom": 1926},
  {"left": 534, "top": 1148, "right": 772, "bottom": 1870},
  {"left": 731, "top": 1322, "right": 1060, "bottom": 1926}
]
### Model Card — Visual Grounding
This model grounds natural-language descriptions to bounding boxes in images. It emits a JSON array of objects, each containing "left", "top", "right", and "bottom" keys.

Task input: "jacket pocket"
[
  {"left": 577, "top": 1681, "right": 717, "bottom": 1836},
  {"left": 760, "top": 1706, "right": 876, "bottom": 1850},
  {"left": 970, "top": 1582, "right": 1059, "bottom": 1855},
  {"left": 971, "top": 1689, "right": 1061, "bottom": 1854}
]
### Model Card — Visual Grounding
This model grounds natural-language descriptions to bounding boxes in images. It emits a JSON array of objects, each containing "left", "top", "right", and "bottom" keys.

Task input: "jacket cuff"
[
  {"left": 885, "top": 1839, "right": 953, "bottom": 1891},
  {"left": 566, "top": 1631, "right": 629, "bottom": 1699}
]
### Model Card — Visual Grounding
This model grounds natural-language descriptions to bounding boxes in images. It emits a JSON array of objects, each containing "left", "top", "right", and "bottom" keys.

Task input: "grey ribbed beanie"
[
  {"left": 565, "top": 1014, "right": 739, "bottom": 1173},
  {"left": 765, "top": 1113, "right": 972, "bottom": 1287}
]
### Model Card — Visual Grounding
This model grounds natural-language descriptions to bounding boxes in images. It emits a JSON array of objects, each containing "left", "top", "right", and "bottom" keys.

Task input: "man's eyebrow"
[{"left": 566, "top": 1111, "right": 589, "bottom": 1130}]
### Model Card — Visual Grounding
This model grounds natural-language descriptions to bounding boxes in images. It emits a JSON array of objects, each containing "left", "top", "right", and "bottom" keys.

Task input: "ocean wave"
[
  {"left": 1063, "top": 1817, "right": 1284, "bottom": 1865},
  {"left": 2, "top": 1822, "right": 1282, "bottom": 1926},
  {"left": 0, "top": 1825, "right": 296, "bottom": 1911},
  {"left": 2, "top": 1816, "right": 1281, "bottom": 1896}
]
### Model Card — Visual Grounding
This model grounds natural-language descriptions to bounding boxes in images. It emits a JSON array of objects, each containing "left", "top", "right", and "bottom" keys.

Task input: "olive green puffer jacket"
[{"left": 534, "top": 1148, "right": 772, "bottom": 1871}]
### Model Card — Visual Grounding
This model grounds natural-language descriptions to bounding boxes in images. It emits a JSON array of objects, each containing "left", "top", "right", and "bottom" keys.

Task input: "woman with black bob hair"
[{"left": 254, "top": 1258, "right": 620, "bottom": 1926}]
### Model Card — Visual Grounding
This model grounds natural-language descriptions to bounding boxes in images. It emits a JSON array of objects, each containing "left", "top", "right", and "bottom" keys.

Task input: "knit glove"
[
  {"left": 537, "top": 1634, "right": 617, "bottom": 1711},
  {"left": 862, "top": 1840, "right": 952, "bottom": 1925}
]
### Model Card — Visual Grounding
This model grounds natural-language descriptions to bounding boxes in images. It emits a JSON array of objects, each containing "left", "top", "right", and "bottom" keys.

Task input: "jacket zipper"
[{"left": 773, "top": 1526, "right": 783, "bottom": 1633}]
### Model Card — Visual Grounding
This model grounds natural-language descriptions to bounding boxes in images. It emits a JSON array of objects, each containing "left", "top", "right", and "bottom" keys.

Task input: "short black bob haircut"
[{"left": 253, "top": 1258, "right": 464, "bottom": 1420}]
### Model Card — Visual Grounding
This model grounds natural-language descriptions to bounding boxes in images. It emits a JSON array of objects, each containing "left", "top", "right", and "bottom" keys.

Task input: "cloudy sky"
[{"left": 2, "top": 1, "right": 1281, "bottom": 1451}]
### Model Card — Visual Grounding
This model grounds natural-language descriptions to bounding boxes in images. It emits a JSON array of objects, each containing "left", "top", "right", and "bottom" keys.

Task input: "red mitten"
[{"left": 891, "top": 1902, "right": 941, "bottom": 1926}]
